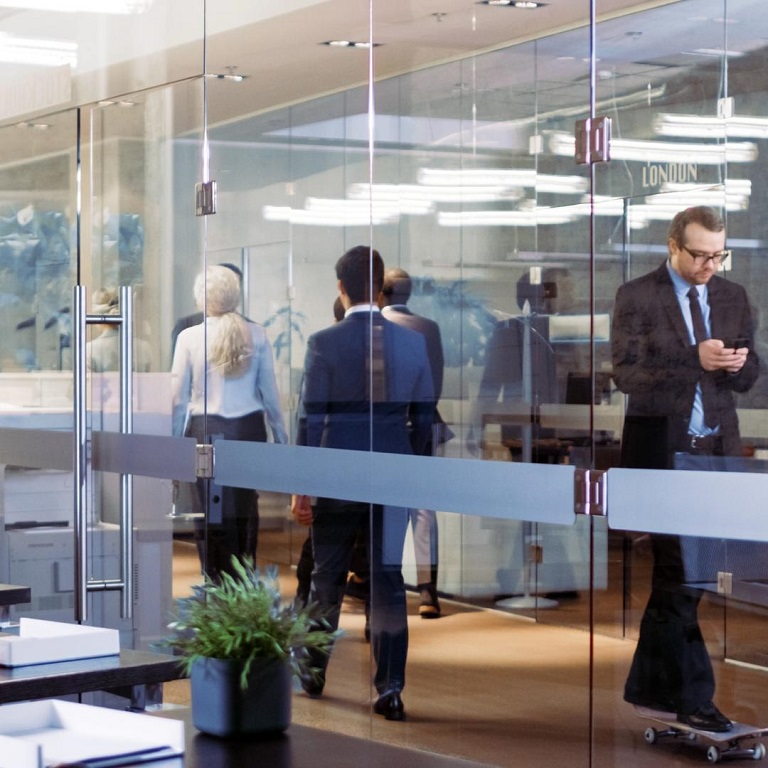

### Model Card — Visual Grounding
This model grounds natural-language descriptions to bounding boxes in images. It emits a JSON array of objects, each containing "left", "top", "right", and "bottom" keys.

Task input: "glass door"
[
  {"left": 593, "top": 0, "right": 768, "bottom": 764},
  {"left": 0, "top": 0, "right": 206, "bottom": 664},
  {"left": 80, "top": 78, "right": 207, "bottom": 649},
  {"left": 0, "top": 108, "right": 79, "bottom": 625},
  {"left": 197, "top": 3, "right": 598, "bottom": 764}
]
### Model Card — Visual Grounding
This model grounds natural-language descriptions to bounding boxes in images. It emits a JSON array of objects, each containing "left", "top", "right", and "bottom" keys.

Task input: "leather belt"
[{"left": 687, "top": 434, "right": 724, "bottom": 455}]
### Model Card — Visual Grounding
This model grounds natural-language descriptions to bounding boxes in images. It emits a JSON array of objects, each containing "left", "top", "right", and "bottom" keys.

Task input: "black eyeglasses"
[{"left": 681, "top": 244, "right": 731, "bottom": 266}]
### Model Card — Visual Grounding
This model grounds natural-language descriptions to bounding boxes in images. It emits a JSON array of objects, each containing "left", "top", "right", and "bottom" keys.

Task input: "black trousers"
[
  {"left": 187, "top": 411, "right": 266, "bottom": 580},
  {"left": 310, "top": 499, "right": 408, "bottom": 694},
  {"left": 624, "top": 441, "right": 724, "bottom": 714},
  {"left": 624, "top": 533, "right": 714, "bottom": 713}
]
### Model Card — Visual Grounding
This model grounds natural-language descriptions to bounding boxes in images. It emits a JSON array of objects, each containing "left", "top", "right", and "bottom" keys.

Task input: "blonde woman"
[{"left": 172, "top": 265, "right": 287, "bottom": 578}]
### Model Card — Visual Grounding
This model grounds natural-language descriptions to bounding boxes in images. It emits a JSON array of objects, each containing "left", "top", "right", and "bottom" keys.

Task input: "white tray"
[
  {"left": 0, "top": 618, "right": 120, "bottom": 667},
  {"left": 0, "top": 699, "right": 184, "bottom": 768}
]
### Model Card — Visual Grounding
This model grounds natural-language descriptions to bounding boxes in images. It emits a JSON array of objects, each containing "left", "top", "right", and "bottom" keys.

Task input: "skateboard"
[{"left": 636, "top": 706, "right": 768, "bottom": 763}]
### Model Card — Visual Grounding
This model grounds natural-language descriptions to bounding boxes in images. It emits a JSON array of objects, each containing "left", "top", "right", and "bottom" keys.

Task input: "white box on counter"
[
  {"left": 0, "top": 699, "right": 184, "bottom": 768},
  {"left": 0, "top": 618, "right": 119, "bottom": 667}
]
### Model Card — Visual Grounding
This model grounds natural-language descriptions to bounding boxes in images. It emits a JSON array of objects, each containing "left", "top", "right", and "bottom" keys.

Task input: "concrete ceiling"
[
  {"left": 2, "top": 0, "right": 767, "bottom": 160},
  {"left": 199, "top": 0, "right": 687, "bottom": 129}
]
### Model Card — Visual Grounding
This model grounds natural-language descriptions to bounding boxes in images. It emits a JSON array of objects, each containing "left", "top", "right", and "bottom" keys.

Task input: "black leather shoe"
[
  {"left": 374, "top": 691, "right": 405, "bottom": 721},
  {"left": 300, "top": 673, "right": 324, "bottom": 699},
  {"left": 677, "top": 702, "right": 732, "bottom": 732}
]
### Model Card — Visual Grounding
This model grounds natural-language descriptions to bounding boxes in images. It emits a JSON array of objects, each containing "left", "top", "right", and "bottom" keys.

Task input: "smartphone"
[{"left": 723, "top": 337, "right": 749, "bottom": 350}]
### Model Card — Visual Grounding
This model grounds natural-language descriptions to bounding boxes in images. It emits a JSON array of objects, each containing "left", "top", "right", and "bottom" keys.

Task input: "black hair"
[{"left": 335, "top": 246, "right": 384, "bottom": 304}]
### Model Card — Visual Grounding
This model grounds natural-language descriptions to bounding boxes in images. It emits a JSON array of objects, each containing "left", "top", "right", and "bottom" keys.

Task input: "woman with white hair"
[
  {"left": 171, "top": 265, "right": 288, "bottom": 578},
  {"left": 87, "top": 288, "right": 152, "bottom": 373}
]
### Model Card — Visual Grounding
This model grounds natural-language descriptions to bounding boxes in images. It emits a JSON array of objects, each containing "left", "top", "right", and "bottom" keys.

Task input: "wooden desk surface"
[{"left": 0, "top": 649, "right": 183, "bottom": 704}]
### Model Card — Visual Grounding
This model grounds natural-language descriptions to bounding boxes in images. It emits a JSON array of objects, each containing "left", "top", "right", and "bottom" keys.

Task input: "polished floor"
[{"left": 165, "top": 530, "right": 768, "bottom": 768}]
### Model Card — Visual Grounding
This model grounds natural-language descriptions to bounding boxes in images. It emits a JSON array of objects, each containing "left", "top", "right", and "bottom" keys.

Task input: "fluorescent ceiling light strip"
[
  {"left": 548, "top": 132, "right": 758, "bottom": 164},
  {"left": 654, "top": 114, "right": 768, "bottom": 139},
  {"left": 0, "top": 35, "right": 77, "bottom": 67},
  {"left": 263, "top": 205, "right": 397, "bottom": 226},
  {"left": 0, "top": 0, "right": 152, "bottom": 12},
  {"left": 346, "top": 183, "right": 520, "bottom": 204},
  {"left": 645, "top": 191, "right": 749, "bottom": 208},
  {"left": 417, "top": 168, "right": 588, "bottom": 194},
  {"left": 305, "top": 196, "right": 432, "bottom": 215},
  {"left": 438, "top": 195, "right": 748, "bottom": 228},
  {"left": 438, "top": 208, "right": 577, "bottom": 226},
  {"left": 660, "top": 180, "right": 752, "bottom": 195}
]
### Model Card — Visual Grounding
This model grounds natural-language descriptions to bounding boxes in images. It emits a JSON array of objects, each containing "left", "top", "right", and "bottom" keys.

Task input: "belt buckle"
[{"left": 690, "top": 435, "right": 706, "bottom": 451}]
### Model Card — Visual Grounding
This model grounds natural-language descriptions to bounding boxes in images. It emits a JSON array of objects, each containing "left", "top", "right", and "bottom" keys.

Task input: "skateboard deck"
[{"left": 635, "top": 706, "right": 768, "bottom": 763}]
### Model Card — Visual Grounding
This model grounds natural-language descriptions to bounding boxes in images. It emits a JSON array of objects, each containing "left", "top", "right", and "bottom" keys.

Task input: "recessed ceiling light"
[
  {"left": 16, "top": 121, "right": 49, "bottom": 129},
  {"left": 205, "top": 65, "right": 248, "bottom": 82},
  {"left": 322, "top": 40, "right": 381, "bottom": 49},
  {"left": 206, "top": 73, "right": 248, "bottom": 82},
  {"left": 479, "top": 1, "right": 546, "bottom": 7}
]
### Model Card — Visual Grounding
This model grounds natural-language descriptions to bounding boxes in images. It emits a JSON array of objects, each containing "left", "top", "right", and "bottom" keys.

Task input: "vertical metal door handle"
[
  {"left": 73, "top": 286, "right": 88, "bottom": 622},
  {"left": 72, "top": 285, "right": 135, "bottom": 622},
  {"left": 119, "top": 286, "right": 134, "bottom": 620}
]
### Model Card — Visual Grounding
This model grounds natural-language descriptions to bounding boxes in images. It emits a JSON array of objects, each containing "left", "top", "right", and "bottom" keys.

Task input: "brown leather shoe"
[{"left": 418, "top": 603, "right": 441, "bottom": 619}]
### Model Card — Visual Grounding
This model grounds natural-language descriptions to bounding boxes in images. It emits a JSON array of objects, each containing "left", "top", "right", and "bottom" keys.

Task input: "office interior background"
[{"left": 1, "top": 0, "right": 768, "bottom": 765}]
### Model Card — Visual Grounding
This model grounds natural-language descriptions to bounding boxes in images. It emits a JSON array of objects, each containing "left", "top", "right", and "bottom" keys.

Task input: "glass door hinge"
[
  {"left": 195, "top": 180, "right": 218, "bottom": 216},
  {"left": 195, "top": 444, "right": 215, "bottom": 478},
  {"left": 575, "top": 116, "right": 612, "bottom": 165},
  {"left": 717, "top": 571, "right": 733, "bottom": 596},
  {"left": 575, "top": 469, "right": 606, "bottom": 515}
]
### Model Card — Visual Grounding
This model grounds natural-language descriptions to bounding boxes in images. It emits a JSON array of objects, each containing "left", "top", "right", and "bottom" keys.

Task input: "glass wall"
[
  {"left": 2, "top": 0, "right": 768, "bottom": 765},
  {"left": 0, "top": 1, "right": 207, "bottom": 651},
  {"left": 593, "top": 1, "right": 768, "bottom": 765}
]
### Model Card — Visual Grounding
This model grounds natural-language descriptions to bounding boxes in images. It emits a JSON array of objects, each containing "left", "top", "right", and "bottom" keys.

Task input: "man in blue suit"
[{"left": 292, "top": 246, "right": 434, "bottom": 721}]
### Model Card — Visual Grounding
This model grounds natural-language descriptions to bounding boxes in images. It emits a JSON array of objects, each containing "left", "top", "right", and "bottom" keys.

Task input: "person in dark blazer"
[
  {"left": 612, "top": 205, "right": 759, "bottom": 732},
  {"left": 291, "top": 246, "right": 434, "bottom": 722},
  {"left": 474, "top": 271, "right": 560, "bottom": 453},
  {"left": 379, "top": 267, "right": 448, "bottom": 617}
]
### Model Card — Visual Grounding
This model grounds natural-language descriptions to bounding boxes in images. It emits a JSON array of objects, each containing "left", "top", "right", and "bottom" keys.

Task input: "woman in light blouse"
[{"left": 172, "top": 265, "right": 287, "bottom": 578}]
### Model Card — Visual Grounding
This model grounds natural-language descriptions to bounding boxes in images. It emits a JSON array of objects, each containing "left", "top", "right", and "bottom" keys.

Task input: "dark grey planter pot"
[{"left": 190, "top": 656, "right": 292, "bottom": 737}]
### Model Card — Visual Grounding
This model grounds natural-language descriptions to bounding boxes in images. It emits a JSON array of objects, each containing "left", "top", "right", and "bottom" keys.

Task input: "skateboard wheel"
[
  {"left": 644, "top": 727, "right": 657, "bottom": 745},
  {"left": 707, "top": 745, "right": 721, "bottom": 763},
  {"left": 753, "top": 742, "right": 766, "bottom": 760}
]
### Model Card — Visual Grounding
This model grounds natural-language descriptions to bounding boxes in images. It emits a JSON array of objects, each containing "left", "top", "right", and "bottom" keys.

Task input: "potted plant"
[{"left": 166, "top": 556, "right": 337, "bottom": 737}]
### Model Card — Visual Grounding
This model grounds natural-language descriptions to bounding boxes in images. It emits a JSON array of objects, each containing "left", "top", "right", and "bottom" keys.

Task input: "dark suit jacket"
[
  {"left": 479, "top": 315, "right": 558, "bottom": 406},
  {"left": 301, "top": 310, "right": 434, "bottom": 457},
  {"left": 382, "top": 305, "right": 443, "bottom": 399},
  {"left": 612, "top": 262, "right": 759, "bottom": 468},
  {"left": 382, "top": 305, "right": 451, "bottom": 447}
]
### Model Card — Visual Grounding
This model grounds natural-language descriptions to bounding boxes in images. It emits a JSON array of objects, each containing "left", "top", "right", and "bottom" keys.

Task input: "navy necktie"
[{"left": 688, "top": 287, "right": 718, "bottom": 428}]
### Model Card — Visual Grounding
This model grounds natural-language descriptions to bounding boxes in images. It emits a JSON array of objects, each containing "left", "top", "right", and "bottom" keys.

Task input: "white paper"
[
  {"left": 0, "top": 618, "right": 120, "bottom": 667},
  {"left": 0, "top": 700, "right": 184, "bottom": 768}
]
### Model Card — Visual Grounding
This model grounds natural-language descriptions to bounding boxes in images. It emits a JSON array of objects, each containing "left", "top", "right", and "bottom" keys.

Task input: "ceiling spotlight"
[
  {"left": 479, "top": 1, "right": 545, "bottom": 7},
  {"left": 322, "top": 40, "right": 380, "bottom": 49},
  {"left": 209, "top": 73, "right": 246, "bottom": 82},
  {"left": 206, "top": 66, "right": 248, "bottom": 82}
]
